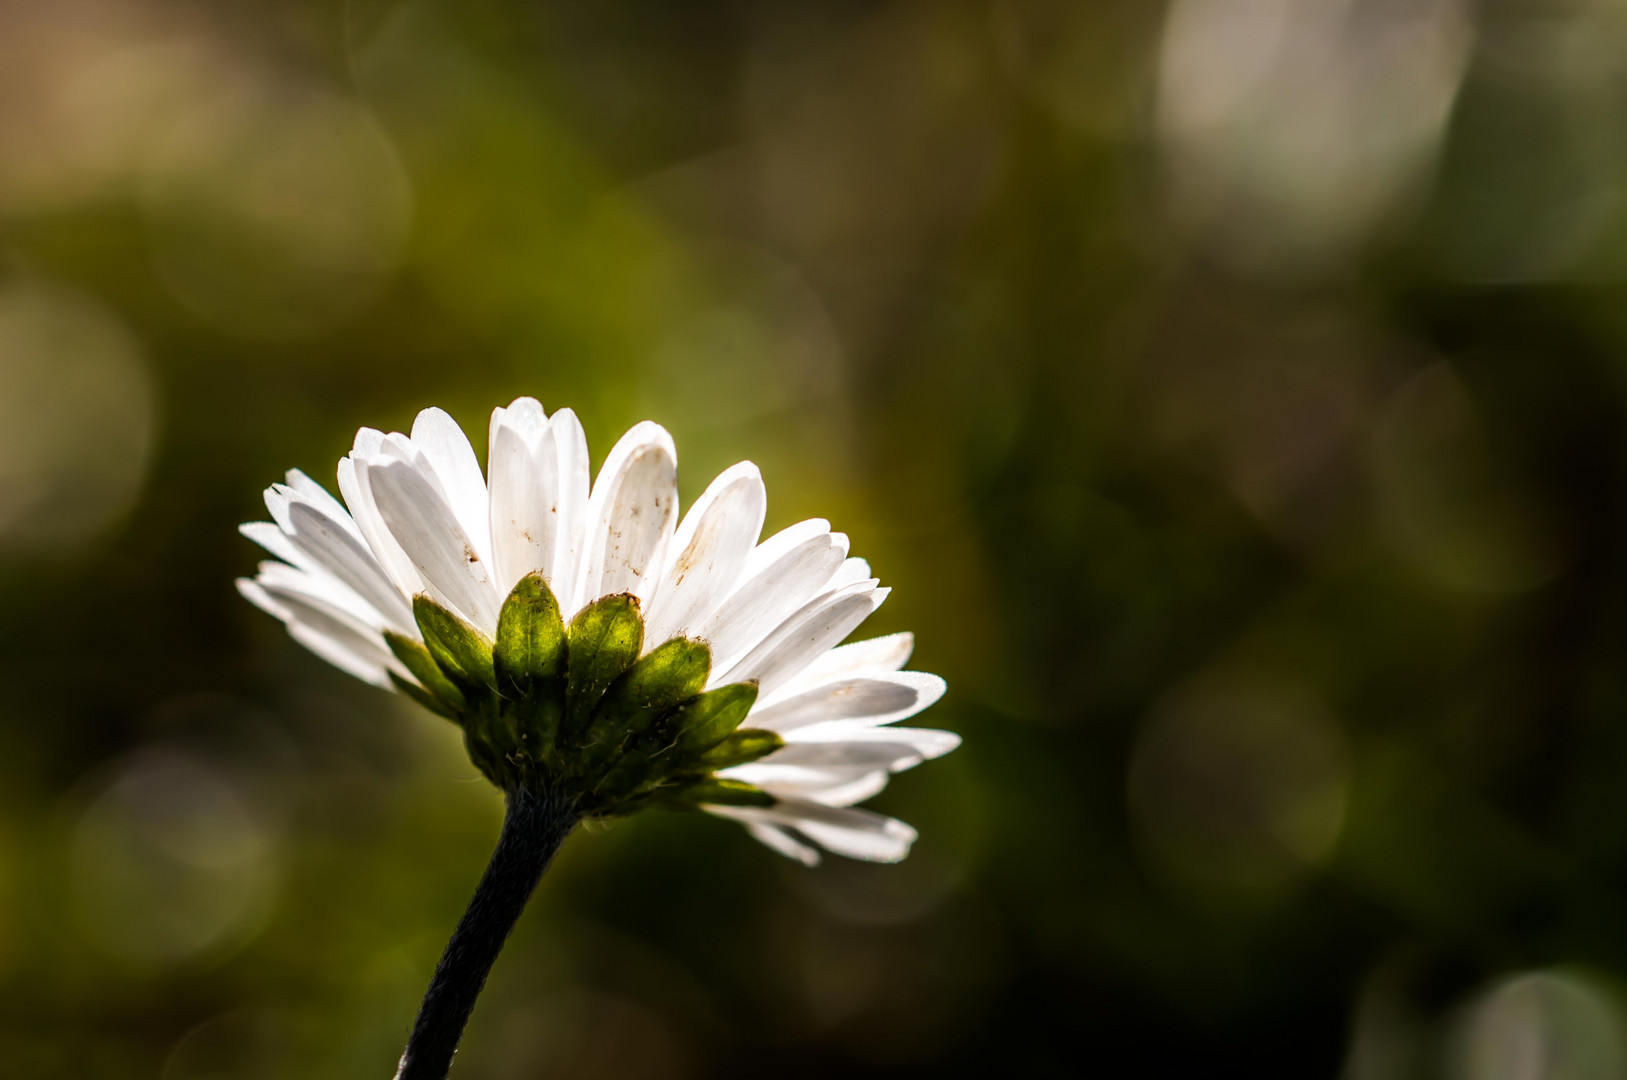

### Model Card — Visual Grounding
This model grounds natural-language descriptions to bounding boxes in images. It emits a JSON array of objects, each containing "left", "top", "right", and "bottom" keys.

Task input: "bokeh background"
[{"left": 2, "top": 0, "right": 1626, "bottom": 1075}]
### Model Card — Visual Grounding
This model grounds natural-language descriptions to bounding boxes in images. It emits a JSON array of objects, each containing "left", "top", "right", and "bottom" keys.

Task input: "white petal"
[
  {"left": 752, "top": 738, "right": 931, "bottom": 777},
  {"left": 720, "top": 762, "right": 844, "bottom": 788},
  {"left": 240, "top": 521, "right": 313, "bottom": 573},
  {"left": 238, "top": 579, "right": 399, "bottom": 690},
  {"left": 352, "top": 427, "right": 385, "bottom": 457},
  {"left": 238, "top": 576, "right": 291, "bottom": 621},
  {"left": 825, "top": 556, "right": 872, "bottom": 592},
  {"left": 409, "top": 407, "right": 492, "bottom": 562},
  {"left": 487, "top": 419, "right": 555, "bottom": 596},
  {"left": 283, "top": 469, "right": 366, "bottom": 545},
  {"left": 284, "top": 502, "right": 416, "bottom": 635},
  {"left": 740, "top": 518, "right": 830, "bottom": 580},
  {"left": 368, "top": 459, "right": 502, "bottom": 634},
  {"left": 263, "top": 485, "right": 294, "bottom": 532},
  {"left": 547, "top": 408, "right": 591, "bottom": 609},
  {"left": 794, "top": 769, "right": 892, "bottom": 807},
  {"left": 508, "top": 396, "right": 548, "bottom": 428},
  {"left": 706, "top": 807, "right": 821, "bottom": 865},
  {"left": 287, "top": 625, "right": 395, "bottom": 689},
  {"left": 778, "top": 632, "right": 915, "bottom": 697},
  {"left": 790, "top": 807, "right": 916, "bottom": 863},
  {"left": 768, "top": 725, "right": 962, "bottom": 772},
  {"left": 715, "top": 582, "right": 888, "bottom": 698},
  {"left": 338, "top": 454, "right": 425, "bottom": 605},
  {"left": 488, "top": 397, "right": 547, "bottom": 462},
  {"left": 642, "top": 462, "right": 766, "bottom": 648},
  {"left": 486, "top": 406, "right": 507, "bottom": 463},
  {"left": 254, "top": 560, "right": 386, "bottom": 631},
  {"left": 750, "top": 801, "right": 917, "bottom": 863},
  {"left": 790, "top": 723, "right": 961, "bottom": 756},
  {"left": 254, "top": 573, "right": 388, "bottom": 649},
  {"left": 270, "top": 477, "right": 373, "bottom": 563},
  {"left": 745, "top": 821, "right": 821, "bottom": 865},
  {"left": 746, "top": 672, "right": 946, "bottom": 733},
  {"left": 574, "top": 421, "right": 678, "bottom": 611},
  {"left": 701, "top": 527, "right": 848, "bottom": 669},
  {"left": 379, "top": 430, "right": 430, "bottom": 469},
  {"left": 722, "top": 764, "right": 892, "bottom": 808}
]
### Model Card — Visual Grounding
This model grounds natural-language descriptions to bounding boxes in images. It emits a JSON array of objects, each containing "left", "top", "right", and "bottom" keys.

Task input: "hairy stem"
[{"left": 396, "top": 786, "right": 577, "bottom": 1080}]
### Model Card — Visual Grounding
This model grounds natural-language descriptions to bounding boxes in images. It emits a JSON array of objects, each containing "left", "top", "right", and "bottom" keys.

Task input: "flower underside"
[
  {"left": 393, "top": 570, "right": 780, "bottom": 817},
  {"left": 239, "top": 401, "right": 957, "bottom": 865}
]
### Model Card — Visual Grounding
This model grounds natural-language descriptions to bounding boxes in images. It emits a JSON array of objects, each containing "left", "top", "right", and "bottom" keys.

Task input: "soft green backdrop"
[{"left": 1, "top": 0, "right": 1624, "bottom": 1076}]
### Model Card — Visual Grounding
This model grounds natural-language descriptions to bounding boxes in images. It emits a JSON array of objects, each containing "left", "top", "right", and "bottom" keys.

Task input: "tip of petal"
[
  {"left": 411, "top": 405, "right": 458, "bottom": 436},
  {"left": 263, "top": 488, "right": 293, "bottom": 531},
  {"left": 352, "top": 427, "right": 386, "bottom": 456},
  {"left": 908, "top": 727, "right": 962, "bottom": 761},
  {"left": 856, "top": 817, "right": 919, "bottom": 863},
  {"left": 491, "top": 398, "right": 549, "bottom": 456},
  {"left": 621, "top": 420, "right": 678, "bottom": 460},
  {"left": 237, "top": 577, "right": 289, "bottom": 620},
  {"left": 505, "top": 396, "right": 546, "bottom": 423},
  {"left": 714, "top": 460, "right": 763, "bottom": 485}
]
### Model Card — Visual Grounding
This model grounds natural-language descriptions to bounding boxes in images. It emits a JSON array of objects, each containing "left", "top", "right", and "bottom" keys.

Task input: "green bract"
[{"left": 403, "top": 572, "right": 781, "bottom": 817}]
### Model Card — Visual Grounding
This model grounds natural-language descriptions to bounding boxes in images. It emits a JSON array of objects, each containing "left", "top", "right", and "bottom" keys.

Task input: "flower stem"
[{"left": 396, "top": 786, "right": 577, "bottom": 1080}]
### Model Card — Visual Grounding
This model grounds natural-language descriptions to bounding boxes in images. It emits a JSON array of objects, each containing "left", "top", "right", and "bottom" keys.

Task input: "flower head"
[{"left": 238, "top": 399, "right": 956, "bottom": 863}]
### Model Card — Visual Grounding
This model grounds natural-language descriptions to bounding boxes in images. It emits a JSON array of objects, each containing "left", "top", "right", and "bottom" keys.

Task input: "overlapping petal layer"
[{"left": 239, "top": 398, "right": 955, "bottom": 862}]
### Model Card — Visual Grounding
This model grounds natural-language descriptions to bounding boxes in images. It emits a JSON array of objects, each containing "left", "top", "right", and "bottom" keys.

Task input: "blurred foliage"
[{"left": 5, "top": 0, "right": 1627, "bottom": 1076}]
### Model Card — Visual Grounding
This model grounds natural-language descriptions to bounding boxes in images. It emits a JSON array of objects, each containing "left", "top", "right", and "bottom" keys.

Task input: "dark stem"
[{"left": 396, "top": 786, "right": 577, "bottom": 1080}]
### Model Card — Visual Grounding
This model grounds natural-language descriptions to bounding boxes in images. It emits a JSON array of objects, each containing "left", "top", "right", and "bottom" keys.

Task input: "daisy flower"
[{"left": 238, "top": 399, "right": 956, "bottom": 1079}]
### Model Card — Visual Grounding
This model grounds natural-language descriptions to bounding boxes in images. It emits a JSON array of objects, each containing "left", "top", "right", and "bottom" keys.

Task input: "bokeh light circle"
[
  {"left": 1157, "top": 0, "right": 1474, "bottom": 276},
  {"left": 68, "top": 750, "right": 276, "bottom": 969},
  {"left": 164, "top": 1010, "right": 305, "bottom": 1080},
  {"left": 1371, "top": 363, "right": 1567, "bottom": 594},
  {"left": 143, "top": 84, "right": 412, "bottom": 338},
  {"left": 1452, "top": 970, "right": 1627, "bottom": 1080},
  {"left": 1128, "top": 670, "right": 1350, "bottom": 900},
  {"left": 0, "top": 281, "right": 157, "bottom": 553}
]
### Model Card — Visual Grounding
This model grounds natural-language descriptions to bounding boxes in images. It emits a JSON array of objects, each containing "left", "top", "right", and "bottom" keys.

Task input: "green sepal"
[
  {"left": 696, "top": 728, "right": 783, "bottom": 770},
  {"left": 413, "top": 595, "right": 496, "bottom": 690},
  {"left": 589, "top": 751, "right": 655, "bottom": 805},
  {"left": 389, "top": 672, "right": 461, "bottom": 721},
  {"left": 563, "top": 593, "right": 643, "bottom": 742},
  {"left": 493, "top": 572, "right": 566, "bottom": 698},
  {"left": 510, "top": 695, "right": 564, "bottom": 771},
  {"left": 376, "top": 586, "right": 791, "bottom": 819},
  {"left": 670, "top": 682, "right": 759, "bottom": 754},
  {"left": 659, "top": 777, "right": 775, "bottom": 809},
  {"left": 586, "top": 637, "right": 711, "bottom": 757},
  {"left": 385, "top": 632, "right": 467, "bottom": 713},
  {"left": 462, "top": 721, "right": 508, "bottom": 785}
]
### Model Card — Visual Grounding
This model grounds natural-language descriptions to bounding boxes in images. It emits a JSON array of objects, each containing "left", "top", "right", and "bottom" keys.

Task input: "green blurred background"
[{"left": 3, "top": 0, "right": 1627, "bottom": 1075}]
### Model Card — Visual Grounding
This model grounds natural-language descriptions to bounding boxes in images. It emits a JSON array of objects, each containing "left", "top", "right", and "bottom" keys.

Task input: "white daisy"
[{"left": 238, "top": 398, "right": 956, "bottom": 864}]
